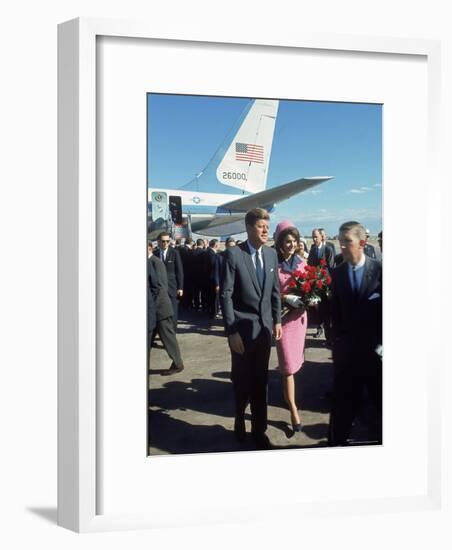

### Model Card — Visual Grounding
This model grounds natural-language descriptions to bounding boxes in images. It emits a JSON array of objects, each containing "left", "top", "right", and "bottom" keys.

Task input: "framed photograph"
[{"left": 58, "top": 18, "right": 444, "bottom": 532}]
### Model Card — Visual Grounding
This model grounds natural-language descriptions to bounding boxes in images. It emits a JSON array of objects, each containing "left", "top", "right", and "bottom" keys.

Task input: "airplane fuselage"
[{"left": 148, "top": 188, "right": 246, "bottom": 217}]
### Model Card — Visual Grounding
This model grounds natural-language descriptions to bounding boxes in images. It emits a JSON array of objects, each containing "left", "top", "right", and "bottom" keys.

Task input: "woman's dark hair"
[{"left": 276, "top": 226, "right": 300, "bottom": 263}]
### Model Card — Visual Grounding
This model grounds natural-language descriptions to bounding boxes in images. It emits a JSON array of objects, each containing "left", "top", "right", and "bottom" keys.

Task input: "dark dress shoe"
[
  {"left": 252, "top": 433, "right": 272, "bottom": 450},
  {"left": 314, "top": 327, "right": 324, "bottom": 338},
  {"left": 161, "top": 363, "right": 184, "bottom": 376},
  {"left": 234, "top": 418, "right": 246, "bottom": 443},
  {"left": 292, "top": 423, "right": 303, "bottom": 433}
]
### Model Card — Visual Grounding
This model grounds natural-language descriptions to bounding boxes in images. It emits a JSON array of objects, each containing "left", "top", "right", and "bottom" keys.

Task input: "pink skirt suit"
[{"left": 276, "top": 255, "right": 308, "bottom": 375}]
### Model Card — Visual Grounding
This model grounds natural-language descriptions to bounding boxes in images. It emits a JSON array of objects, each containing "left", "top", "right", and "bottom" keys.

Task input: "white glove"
[{"left": 285, "top": 294, "right": 303, "bottom": 308}]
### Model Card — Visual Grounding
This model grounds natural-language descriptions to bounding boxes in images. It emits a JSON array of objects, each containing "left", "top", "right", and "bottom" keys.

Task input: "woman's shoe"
[{"left": 292, "top": 423, "right": 303, "bottom": 433}]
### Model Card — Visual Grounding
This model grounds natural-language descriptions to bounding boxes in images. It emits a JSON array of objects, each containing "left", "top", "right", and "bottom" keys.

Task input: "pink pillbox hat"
[{"left": 273, "top": 219, "right": 296, "bottom": 242}]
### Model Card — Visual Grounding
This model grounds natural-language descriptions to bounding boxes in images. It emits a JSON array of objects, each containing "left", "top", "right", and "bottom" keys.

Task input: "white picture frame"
[{"left": 58, "top": 17, "right": 445, "bottom": 533}]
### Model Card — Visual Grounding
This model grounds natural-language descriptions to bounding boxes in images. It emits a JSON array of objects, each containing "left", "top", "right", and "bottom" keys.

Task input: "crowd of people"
[{"left": 148, "top": 208, "right": 383, "bottom": 450}]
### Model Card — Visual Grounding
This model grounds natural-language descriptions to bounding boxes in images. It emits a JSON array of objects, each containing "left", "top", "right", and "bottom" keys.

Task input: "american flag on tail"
[{"left": 235, "top": 142, "right": 264, "bottom": 164}]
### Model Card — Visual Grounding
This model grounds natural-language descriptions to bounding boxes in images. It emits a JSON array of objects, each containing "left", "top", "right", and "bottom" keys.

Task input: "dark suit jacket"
[
  {"left": 334, "top": 252, "right": 344, "bottom": 267},
  {"left": 148, "top": 255, "right": 174, "bottom": 321},
  {"left": 154, "top": 247, "right": 184, "bottom": 298},
  {"left": 220, "top": 241, "right": 281, "bottom": 344},
  {"left": 214, "top": 252, "right": 225, "bottom": 287},
  {"left": 204, "top": 247, "right": 218, "bottom": 285},
  {"left": 364, "top": 243, "right": 377, "bottom": 259},
  {"left": 331, "top": 256, "right": 382, "bottom": 356},
  {"left": 178, "top": 245, "right": 194, "bottom": 281},
  {"left": 192, "top": 248, "right": 206, "bottom": 287},
  {"left": 325, "top": 241, "right": 337, "bottom": 257},
  {"left": 147, "top": 259, "right": 157, "bottom": 333},
  {"left": 308, "top": 243, "right": 335, "bottom": 270}
]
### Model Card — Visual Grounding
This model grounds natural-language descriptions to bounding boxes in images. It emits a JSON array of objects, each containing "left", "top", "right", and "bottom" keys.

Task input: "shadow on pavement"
[
  {"left": 149, "top": 377, "right": 234, "bottom": 419},
  {"left": 148, "top": 410, "right": 241, "bottom": 454}
]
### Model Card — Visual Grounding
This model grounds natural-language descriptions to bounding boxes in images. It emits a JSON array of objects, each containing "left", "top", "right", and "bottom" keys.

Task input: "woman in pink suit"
[{"left": 274, "top": 221, "right": 308, "bottom": 433}]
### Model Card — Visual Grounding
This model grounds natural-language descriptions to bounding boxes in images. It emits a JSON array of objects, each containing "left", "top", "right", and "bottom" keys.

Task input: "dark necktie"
[
  {"left": 255, "top": 250, "right": 264, "bottom": 290},
  {"left": 352, "top": 267, "right": 359, "bottom": 294}
]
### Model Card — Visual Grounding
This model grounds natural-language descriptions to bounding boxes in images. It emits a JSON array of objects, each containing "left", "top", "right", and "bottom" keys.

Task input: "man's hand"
[
  {"left": 273, "top": 323, "right": 282, "bottom": 340},
  {"left": 177, "top": 289, "right": 183, "bottom": 298},
  {"left": 228, "top": 332, "right": 245, "bottom": 355}
]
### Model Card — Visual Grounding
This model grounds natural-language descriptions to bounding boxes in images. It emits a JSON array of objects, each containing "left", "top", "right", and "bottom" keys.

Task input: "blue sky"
[{"left": 147, "top": 94, "right": 382, "bottom": 237}]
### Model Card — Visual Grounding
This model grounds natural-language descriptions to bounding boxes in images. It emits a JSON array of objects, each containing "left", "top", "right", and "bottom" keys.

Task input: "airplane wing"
[
  {"left": 190, "top": 213, "right": 245, "bottom": 233},
  {"left": 220, "top": 176, "right": 333, "bottom": 212}
]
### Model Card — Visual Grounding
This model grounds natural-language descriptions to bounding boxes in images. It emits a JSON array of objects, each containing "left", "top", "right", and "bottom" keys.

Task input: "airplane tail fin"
[{"left": 182, "top": 99, "right": 279, "bottom": 195}]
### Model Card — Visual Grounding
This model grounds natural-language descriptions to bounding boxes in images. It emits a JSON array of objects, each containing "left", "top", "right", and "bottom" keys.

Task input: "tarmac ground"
[{"left": 148, "top": 306, "right": 381, "bottom": 455}]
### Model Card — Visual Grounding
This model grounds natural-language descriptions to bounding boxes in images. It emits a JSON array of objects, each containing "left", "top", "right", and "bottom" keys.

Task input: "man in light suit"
[
  {"left": 220, "top": 208, "right": 282, "bottom": 450},
  {"left": 328, "top": 221, "right": 382, "bottom": 446},
  {"left": 154, "top": 231, "right": 184, "bottom": 331}
]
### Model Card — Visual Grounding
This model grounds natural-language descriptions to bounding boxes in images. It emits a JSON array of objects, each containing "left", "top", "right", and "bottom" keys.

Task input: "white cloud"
[
  {"left": 292, "top": 207, "right": 382, "bottom": 224},
  {"left": 348, "top": 185, "right": 374, "bottom": 194}
]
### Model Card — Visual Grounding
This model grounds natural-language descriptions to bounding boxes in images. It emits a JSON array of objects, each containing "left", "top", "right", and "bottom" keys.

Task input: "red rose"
[
  {"left": 320, "top": 258, "right": 327, "bottom": 266},
  {"left": 316, "top": 280, "right": 323, "bottom": 289},
  {"left": 320, "top": 268, "right": 327, "bottom": 276},
  {"left": 302, "top": 282, "right": 311, "bottom": 293},
  {"left": 288, "top": 280, "right": 297, "bottom": 289},
  {"left": 326, "top": 276, "right": 332, "bottom": 285}
]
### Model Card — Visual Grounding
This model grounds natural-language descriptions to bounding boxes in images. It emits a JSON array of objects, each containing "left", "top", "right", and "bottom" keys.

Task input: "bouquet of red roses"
[{"left": 282, "top": 259, "right": 332, "bottom": 318}]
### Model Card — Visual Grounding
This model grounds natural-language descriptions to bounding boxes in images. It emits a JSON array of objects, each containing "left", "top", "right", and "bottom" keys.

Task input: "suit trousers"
[
  {"left": 169, "top": 295, "right": 179, "bottom": 332},
  {"left": 230, "top": 328, "right": 272, "bottom": 436},
  {"left": 317, "top": 295, "right": 332, "bottom": 341},
  {"left": 206, "top": 283, "right": 219, "bottom": 318},
  {"left": 328, "top": 345, "right": 382, "bottom": 446},
  {"left": 150, "top": 317, "right": 183, "bottom": 368}
]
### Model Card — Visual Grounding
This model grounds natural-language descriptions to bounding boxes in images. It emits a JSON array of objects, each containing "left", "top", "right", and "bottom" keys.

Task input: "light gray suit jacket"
[{"left": 220, "top": 241, "right": 281, "bottom": 344}]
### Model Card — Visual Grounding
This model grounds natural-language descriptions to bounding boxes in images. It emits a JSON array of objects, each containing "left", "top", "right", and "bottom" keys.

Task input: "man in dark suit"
[
  {"left": 213, "top": 239, "right": 235, "bottom": 317},
  {"left": 308, "top": 228, "right": 335, "bottom": 270},
  {"left": 364, "top": 228, "right": 377, "bottom": 259},
  {"left": 178, "top": 237, "right": 194, "bottom": 310},
  {"left": 192, "top": 238, "right": 207, "bottom": 312},
  {"left": 154, "top": 231, "right": 184, "bottom": 331},
  {"left": 220, "top": 208, "right": 282, "bottom": 450},
  {"left": 308, "top": 228, "right": 335, "bottom": 341},
  {"left": 148, "top": 242, "right": 185, "bottom": 376},
  {"left": 319, "top": 227, "right": 336, "bottom": 258},
  {"left": 328, "top": 221, "right": 382, "bottom": 446},
  {"left": 204, "top": 239, "right": 220, "bottom": 319}
]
